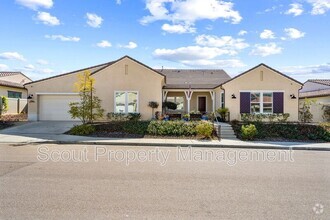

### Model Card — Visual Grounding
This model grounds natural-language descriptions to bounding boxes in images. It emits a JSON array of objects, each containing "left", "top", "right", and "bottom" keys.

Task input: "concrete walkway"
[{"left": 0, "top": 122, "right": 329, "bottom": 151}]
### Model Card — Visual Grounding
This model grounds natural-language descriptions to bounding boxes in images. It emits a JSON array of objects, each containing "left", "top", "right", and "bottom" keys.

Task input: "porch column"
[
  {"left": 162, "top": 90, "right": 168, "bottom": 102},
  {"left": 209, "top": 91, "right": 215, "bottom": 112},
  {"left": 184, "top": 90, "right": 193, "bottom": 113}
]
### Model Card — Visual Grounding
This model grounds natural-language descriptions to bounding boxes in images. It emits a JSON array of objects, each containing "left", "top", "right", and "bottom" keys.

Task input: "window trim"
[
  {"left": 220, "top": 91, "right": 225, "bottom": 108},
  {"left": 7, "top": 91, "right": 22, "bottom": 99},
  {"left": 250, "top": 91, "right": 274, "bottom": 114},
  {"left": 114, "top": 91, "right": 139, "bottom": 113}
]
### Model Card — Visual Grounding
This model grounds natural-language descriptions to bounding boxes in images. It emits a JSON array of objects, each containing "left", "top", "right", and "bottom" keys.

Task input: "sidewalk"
[{"left": 0, "top": 132, "right": 329, "bottom": 151}]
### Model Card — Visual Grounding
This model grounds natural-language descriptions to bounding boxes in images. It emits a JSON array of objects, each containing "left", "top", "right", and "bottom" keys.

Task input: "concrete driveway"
[{"left": 0, "top": 121, "right": 80, "bottom": 135}]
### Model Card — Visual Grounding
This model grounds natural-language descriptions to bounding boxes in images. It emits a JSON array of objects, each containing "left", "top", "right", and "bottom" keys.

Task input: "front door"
[{"left": 198, "top": 96, "right": 206, "bottom": 113}]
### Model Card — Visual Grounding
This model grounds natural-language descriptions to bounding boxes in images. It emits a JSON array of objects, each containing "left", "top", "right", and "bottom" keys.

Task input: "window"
[
  {"left": 220, "top": 92, "right": 225, "bottom": 108},
  {"left": 115, "top": 91, "right": 138, "bottom": 113},
  {"left": 8, "top": 91, "right": 22, "bottom": 99},
  {"left": 166, "top": 96, "right": 184, "bottom": 110},
  {"left": 250, "top": 92, "right": 273, "bottom": 114}
]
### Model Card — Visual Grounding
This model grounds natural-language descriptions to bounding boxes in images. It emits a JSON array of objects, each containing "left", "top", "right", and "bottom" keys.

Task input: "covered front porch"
[{"left": 162, "top": 89, "right": 216, "bottom": 114}]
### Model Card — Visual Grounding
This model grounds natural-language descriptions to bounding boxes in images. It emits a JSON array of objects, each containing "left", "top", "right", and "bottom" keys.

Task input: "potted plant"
[
  {"left": 148, "top": 101, "right": 159, "bottom": 119},
  {"left": 216, "top": 107, "right": 229, "bottom": 122},
  {"left": 183, "top": 113, "right": 190, "bottom": 121}
]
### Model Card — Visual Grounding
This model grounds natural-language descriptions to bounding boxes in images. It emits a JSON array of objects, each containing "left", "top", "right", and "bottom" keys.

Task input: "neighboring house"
[
  {"left": 25, "top": 56, "right": 302, "bottom": 121},
  {"left": 299, "top": 79, "right": 330, "bottom": 122},
  {"left": 0, "top": 72, "right": 32, "bottom": 114}
]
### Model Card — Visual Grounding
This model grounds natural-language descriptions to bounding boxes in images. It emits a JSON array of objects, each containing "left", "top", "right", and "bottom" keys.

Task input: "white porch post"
[
  {"left": 162, "top": 90, "right": 168, "bottom": 102},
  {"left": 209, "top": 91, "right": 215, "bottom": 112},
  {"left": 184, "top": 90, "right": 193, "bottom": 113}
]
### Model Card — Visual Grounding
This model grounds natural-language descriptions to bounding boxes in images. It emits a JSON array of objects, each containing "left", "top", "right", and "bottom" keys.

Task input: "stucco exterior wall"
[
  {"left": 0, "top": 86, "right": 27, "bottom": 98},
  {"left": 25, "top": 57, "right": 164, "bottom": 121},
  {"left": 221, "top": 65, "right": 302, "bottom": 121},
  {"left": 299, "top": 96, "right": 330, "bottom": 122}
]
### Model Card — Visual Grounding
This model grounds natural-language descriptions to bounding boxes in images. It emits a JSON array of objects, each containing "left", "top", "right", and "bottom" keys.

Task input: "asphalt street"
[{"left": 0, "top": 144, "right": 329, "bottom": 219}]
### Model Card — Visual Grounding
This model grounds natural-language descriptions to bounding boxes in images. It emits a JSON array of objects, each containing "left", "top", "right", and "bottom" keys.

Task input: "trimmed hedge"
[
  {"left": 94, "top": 121, "right": 150, "bottom": 135},
  {"left": 147, "top": 120, "right": 198, "bottom": 136},
  {"left": 231, "top": 121, "right": 330, "bottom": 142}
]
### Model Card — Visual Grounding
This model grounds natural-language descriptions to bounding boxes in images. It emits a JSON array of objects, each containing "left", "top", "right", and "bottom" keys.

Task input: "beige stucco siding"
[
  {"left": 26, "top": 57, "right": 164, "bottom": 121},
  {"left": 93, "top": 57, "right": 164, "bottom": 120},
  {"left": 222, "top": 65, "right": 302, "bottom": 121},
  {"left": 0, "top": 86, "right": 27, "bottom": 98},
  {"left": 299, "top": 96, "right": 330, "bottom": 122}
]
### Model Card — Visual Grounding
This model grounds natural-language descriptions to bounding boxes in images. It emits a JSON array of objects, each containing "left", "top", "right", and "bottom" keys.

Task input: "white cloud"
[
  {"left": 238, "top": 30, "right": 247, "bottom": 36},
  {"left": 161, "top": 23, "right": 196, "bottom": 34},
  {"left": 250, "top": 43, "right": 282, "bottom": 57},
  {"left": 15, "top": 0, "right": 53, "bottom": 10},
  {"left": 154, "top": 46, "right": 237, "bottom": 61},
  {"left": 308, "top": 0, "right": 330, "bottom": 15},
  {"left": 181, "top": 59, "right": 245, "bottom": 68},
  {"left": 195, "top": 35, "right": 249, "bottom": 52},
  {"left": 280, "top": 63, "right": 330, "bottom": 81},
  {"left": 24, "top": 64, "right": 35, "bottom": 70},
  {"left": 40, "top": 68, "right": 54, "bottom": 74},
  {"left": 45, "top": 35, "right": 80, "bottom": 42},
  {"left": 120, "top": 41, "right": 138, "bottom": 49},
  {"left": 0, "top": 64, "right": 9, "bottom": 71},
  {"left": 36, "top": 12, "right": 60, "bottom": 26},
  {"left": 260, "top": 29, "right": 275, "bottom": 39},
  {"left": 116, "top": 0, "right": 122, "bottom": 4},
  {"left": 140, "top": 0, "right": 242, "bottom": 33},
  {"left": 96, "top": 40, "right": 112, "bottom": 48},
  {"left": 0, "top": 52, "right": 26, "bottom": 61},
  {"left": 86, "top": 13, "right": 103, "bottom": 28},
  {"left": 284, "top": 28, "right": 305, "bottom": 39},
  {"left": 285, "top": 3, "right": 304, "bottom": 16},
  {"left": 37, "top": 59, "right": 49, "bottom": 65}
]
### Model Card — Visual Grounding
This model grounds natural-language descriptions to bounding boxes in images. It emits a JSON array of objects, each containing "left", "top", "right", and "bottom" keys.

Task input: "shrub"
[
  {"left": 240, "top": 113, "right": 290, "bottom": 123},
  {"left": 299, "top": 98, "right": 316, "bottom": 123},
  {"left": 195, "top": 122, "right": 214, "bottom": 139},
  {"left": 147, "top": 120, "right": 197, "bottom": 136},
  {"left": 216, "top": 107, "right": 229, "bottom": 121},
  {"left": 0, "top": 96, "right": 8, "bottom": 116},
  {"left": 127, "top": 113, "right": 141, "bottom": 121},
  {"left": 241, "top": 124, "right": 257, "bottom": 140},
  {"left": 322, "top": 105, "right": 330, "bottom": 122},
  {"left": 94, "top": 121, "right": 150, "bottom": 135},
  {"left": 68, "top": 124, "right": 96, "bottom": 136},
  {"left": 107, "top": 112, "right": 126, "bottom": 121}
]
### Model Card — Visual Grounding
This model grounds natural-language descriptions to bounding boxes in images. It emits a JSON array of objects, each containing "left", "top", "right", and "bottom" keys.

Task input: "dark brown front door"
[{"left": 198, "top": 97, "right": 206, "bottom": 113}]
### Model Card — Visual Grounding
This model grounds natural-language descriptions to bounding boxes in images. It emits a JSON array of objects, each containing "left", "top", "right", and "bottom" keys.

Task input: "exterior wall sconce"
[
  {"left": 231, "top": 94, "right": 236, "bottom": 99},
  {"left": 290, "top": 94, "right": 296, "bottom": 99},
  {"left": 27, "top": 94, "right": 33, "bottom": 99}
]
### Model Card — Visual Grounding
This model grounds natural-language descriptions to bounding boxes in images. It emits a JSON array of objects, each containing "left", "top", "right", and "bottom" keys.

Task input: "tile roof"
[
  {"left": 0, "top": 72, "right": 21, "bottom": 77},
  {"left": 0, "top": 79, "right": 25, "bottom": 89},
  {"left": 307, "top": 79, "right": 330, "bottom": 87},
  {"left": 300, "top": 89, "right": 330, "bottom": 98},
  {"left": 157, "top": 69, "right": 231, "bottom": 89}
]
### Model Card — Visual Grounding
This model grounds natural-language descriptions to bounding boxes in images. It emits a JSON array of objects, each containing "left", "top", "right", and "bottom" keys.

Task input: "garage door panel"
[{"left": 39, "top": 95, "right": 80, "bottom": 121}]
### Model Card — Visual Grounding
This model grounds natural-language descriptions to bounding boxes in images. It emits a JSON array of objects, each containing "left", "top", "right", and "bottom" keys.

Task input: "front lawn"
[
  {"left": 67, "top": 120, "right": 217, "bottom": 139},
  {"left": 231, "top": 121, "right": 330, "bottom": 142}
]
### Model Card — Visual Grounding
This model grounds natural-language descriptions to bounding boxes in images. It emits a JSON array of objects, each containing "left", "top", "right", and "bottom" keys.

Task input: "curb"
[{"left": 13, "top": 140, "right": 330, "bottom": 151}]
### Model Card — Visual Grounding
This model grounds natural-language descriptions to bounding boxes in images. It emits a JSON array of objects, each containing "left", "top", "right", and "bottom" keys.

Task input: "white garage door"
[{"left": 39, "top": 95, "right": 80, "bottom": 121}]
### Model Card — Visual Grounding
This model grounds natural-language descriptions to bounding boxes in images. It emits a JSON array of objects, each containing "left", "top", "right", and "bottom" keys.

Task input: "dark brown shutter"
[
  {"left": 240, "top": 92, "right": 250, "bottom": 113},
  {"left": 273, "top": 92, "right": 284, "bottom": 113}
]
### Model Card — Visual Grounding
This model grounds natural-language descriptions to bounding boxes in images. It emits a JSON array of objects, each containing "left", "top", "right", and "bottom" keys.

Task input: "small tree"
[
  {"left": 148, "top": 101, "right": 159, "bottom": 119},
  {"left": 299, "top": 98, "right": 316, "bottom": 123},
  {"left": 0, "top": 96, "right": 8, "bottom": 117},
  {"left": 68, "top": 71, "right": 104, "bottom": 124},
  {"left": 322, "top": 104, "right": 330, "bottom": 122}
]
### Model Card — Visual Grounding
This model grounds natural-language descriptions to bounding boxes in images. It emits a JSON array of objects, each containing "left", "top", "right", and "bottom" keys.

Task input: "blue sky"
[{"left": 0, "top": 0, "right": 329, "bottom": 82}]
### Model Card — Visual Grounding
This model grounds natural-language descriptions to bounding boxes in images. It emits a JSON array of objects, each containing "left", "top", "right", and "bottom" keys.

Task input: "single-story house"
[
  {"left": 24, "top": 56, "right": 302, "bottom": 121},
  {"left": 0, "top": 72, "right": 32, "bottom": 114},
  {"left": 299, "top": 79, "right": 330, "bottom": 122}
]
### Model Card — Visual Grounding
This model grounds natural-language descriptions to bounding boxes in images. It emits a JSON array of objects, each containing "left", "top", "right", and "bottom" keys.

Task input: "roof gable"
[{"left": 221, "top": 63, "right": 302, "bottom": 87}]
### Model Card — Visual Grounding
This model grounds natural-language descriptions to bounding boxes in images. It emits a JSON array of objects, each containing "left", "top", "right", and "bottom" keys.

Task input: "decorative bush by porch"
[
  {"left": 147, "top": 120, "right": 198, "bottom": 136},
  {"left": 231, "top": 121, "right": 330, "bottom": 142}
]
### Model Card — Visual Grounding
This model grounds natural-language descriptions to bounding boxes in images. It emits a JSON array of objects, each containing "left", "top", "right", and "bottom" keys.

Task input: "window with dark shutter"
[
  {"left": 240, "top": 92, "right": 250, "bottom": 113},
  {"left": 273, "top": 92, "right": 284, "bottom": 113}
]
